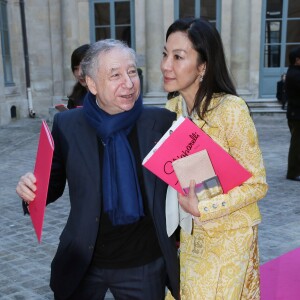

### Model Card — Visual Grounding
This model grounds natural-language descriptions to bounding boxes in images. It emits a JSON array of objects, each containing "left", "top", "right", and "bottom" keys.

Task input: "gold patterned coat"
[
  {"left": 165, "top": 93, "right": 268, "bottom": 300},
  {"left": 166, "top": 93, "right": 267, "bottom": 231}
]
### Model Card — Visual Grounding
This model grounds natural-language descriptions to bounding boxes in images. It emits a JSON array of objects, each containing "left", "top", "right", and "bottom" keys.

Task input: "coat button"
[
  {"left": 222, "top": 202, "right": 226, "bottom": 206},
  {"left": 89, "top": 245, "right": 94, "bottom": 251},
  {"left": 204, "top": 207, "right": 209, "bottom": 212},
  {"left": 212, "top": 204, "right": 218, "bottom": 209},
  {"left": 95, "top": 217, "right": 99, "bottom": 222}
]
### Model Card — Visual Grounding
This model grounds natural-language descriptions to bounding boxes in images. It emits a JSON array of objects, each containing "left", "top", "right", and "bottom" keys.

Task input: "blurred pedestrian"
[
  {"left": 276, "top": 73, "right": 287, "bottom": 109},
  {"left": 67, "top": 44, "right": 90, "bottom": 109},
  {"left": 286, "top": 46, "right": 300, "bottom": 181}
]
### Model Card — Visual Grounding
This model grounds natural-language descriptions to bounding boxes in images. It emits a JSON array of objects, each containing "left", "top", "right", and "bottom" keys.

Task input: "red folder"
[
  {"left": 29, "top": 120, "right": 54, "bottom": 243},
  {"left": 142, "top": 116, "right": 252, "bottom": 194}
]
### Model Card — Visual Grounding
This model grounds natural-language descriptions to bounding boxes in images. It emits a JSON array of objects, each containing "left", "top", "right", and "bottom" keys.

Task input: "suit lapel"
[
  {"left": 74, "top": 113, "right": 100, "bottom": 187},
  {"left": 136, "top": 115, "right": 163, "bottom": 214}
]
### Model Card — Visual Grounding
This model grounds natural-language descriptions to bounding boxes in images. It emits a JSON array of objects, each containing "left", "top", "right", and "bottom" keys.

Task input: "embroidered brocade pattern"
[{"left": 165, "top": 94, "right": 268, "bottom": 300}]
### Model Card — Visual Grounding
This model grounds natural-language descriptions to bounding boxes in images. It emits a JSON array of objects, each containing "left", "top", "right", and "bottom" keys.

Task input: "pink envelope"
[{"left": 142, "top": 116, "right": 251, "bottom": 194}]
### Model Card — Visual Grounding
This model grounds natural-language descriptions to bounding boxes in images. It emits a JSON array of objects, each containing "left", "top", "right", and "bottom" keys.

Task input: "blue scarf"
[{"left": 83, "top": 92, "right": 144, "bottom": 225}]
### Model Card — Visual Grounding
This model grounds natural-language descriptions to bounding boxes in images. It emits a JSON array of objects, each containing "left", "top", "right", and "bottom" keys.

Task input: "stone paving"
[{"left": 0, "top": 112, "right": 299, "bottom": 299}]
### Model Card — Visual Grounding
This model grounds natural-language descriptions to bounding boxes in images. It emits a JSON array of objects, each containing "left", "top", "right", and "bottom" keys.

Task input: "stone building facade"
[{"left": 0, "top": 0, "right": 299, "bottom": 125}]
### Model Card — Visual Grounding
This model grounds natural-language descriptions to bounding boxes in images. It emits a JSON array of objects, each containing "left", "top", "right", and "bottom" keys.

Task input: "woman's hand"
[
  {"left": 178, "top": 180, "right": 200, "bottom": 217},
  {"left": 16, "top": 172, "right": 37, "bottom": 203}
]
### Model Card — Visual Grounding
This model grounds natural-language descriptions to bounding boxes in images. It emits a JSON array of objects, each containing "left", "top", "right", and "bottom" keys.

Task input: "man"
[
  {"left": 285, "top": 46, "right": 300, "bottom": 181},
  {"left": 16, "top": 39, "right": 179, "bottom": 300},
  {"left": 276, "top": 73, "right": 286, "bottom": 110}
]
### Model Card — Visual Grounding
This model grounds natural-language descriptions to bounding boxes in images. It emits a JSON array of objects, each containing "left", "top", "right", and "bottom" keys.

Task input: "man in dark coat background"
[{"left": 286, "top": 46, "right": 300, "bottom": 181}]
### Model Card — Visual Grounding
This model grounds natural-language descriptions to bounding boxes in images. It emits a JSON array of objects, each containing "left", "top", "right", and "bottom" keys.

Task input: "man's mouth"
[{"left": 121, "top": 93, "right": 134, "bottom": 99}]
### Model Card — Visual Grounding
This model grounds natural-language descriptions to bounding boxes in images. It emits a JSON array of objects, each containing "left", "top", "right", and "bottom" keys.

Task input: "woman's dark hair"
[
  {"left": 71, "top": 44, "right": 90, "bottom": 73},
  {"left": 166, "top": 18, "right": 237, "bottom": 118},
  {"left": 67, "top": 82, "right": 87, "bottom": 108},
  {"left": 68, "top": 44, "right": 90, "bottom": 108}
]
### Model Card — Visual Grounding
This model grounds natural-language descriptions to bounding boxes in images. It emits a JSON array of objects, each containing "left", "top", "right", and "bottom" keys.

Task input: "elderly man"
[{"left": 16, "top": 39, "right": 179, "bottom": 300}]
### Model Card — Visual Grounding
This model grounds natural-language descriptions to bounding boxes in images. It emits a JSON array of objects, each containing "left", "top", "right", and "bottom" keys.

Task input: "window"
[
  {"left": 260, "top": 0, "right": 300, "bottom": 97},
  {"left": 0, "top": 0, "right": 14, "bottom": 86},
  {"left": 174, "top": 0, "right": 221, "bottom": 30},
  {"left": 90, "top": 0, "right": 135, "bottom": 48},
  {"left": 286, "top": 0, "right": 300, "bottom": 65},
  {"left": 263, "top": 0, "right": 300, "bottom": 68}
]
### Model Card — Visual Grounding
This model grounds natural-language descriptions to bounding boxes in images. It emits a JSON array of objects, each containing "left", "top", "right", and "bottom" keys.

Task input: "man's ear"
[{"left": 85, "top": 76, "right": 97, "bottom": 95}]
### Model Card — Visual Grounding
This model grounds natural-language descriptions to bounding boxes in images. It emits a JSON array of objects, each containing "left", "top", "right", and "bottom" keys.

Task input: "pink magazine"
[{"left": 142, "top": 116, "right": 252, "bottom": 194}]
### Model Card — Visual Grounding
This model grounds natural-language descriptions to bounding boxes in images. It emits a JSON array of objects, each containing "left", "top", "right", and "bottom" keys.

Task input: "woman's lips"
[{"left": 163, "top": 76, "right": 175, "bottom": 83}]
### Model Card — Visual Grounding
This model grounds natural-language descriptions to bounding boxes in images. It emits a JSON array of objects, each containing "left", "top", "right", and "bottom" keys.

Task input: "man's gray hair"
[{"left": 81, "top": 39, "right": 137, "bottom": 80}]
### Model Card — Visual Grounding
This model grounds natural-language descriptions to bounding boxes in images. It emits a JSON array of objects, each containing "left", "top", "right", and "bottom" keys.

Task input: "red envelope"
[{"left": 29, "top": 120, "right": 54, "bottom": 243}]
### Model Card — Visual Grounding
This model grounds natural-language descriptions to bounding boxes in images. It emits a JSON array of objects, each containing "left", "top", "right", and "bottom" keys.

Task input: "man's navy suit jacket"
[{"left": 46, "top": 106, "right": 179, "bottom": 299}]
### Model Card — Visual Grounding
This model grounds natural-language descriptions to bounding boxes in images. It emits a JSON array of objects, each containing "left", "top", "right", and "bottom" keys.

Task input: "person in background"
[
  {"left": 285, "top": 46, "right": 300, "bottom": 182},
  {"left": 276, "top": 73, "right": 287, "bottom": 109},
  {"left": 161, "top": 18, "right": 268, "bottom": 300},
  {"left": 16, "top": 39, "right": 179, "bottom": 300},
  {"left": 67, "top": 44, "right": 90, "bottom": 109}
]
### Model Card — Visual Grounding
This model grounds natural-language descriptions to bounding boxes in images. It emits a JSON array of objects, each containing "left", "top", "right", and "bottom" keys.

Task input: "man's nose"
[{"left": 123, "top": 74, "right": 134, "bottom": 88}]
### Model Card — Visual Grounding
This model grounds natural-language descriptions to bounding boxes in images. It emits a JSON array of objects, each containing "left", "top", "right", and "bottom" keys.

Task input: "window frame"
[
  {"left": 259, "top": 0, "right": 300, "bottom": 97},
  {"left": 89, "top": 0, "right": 135, "bottom": 49},
  {"left": 174, "top": 0, "right": 221, "bottom": 31}
]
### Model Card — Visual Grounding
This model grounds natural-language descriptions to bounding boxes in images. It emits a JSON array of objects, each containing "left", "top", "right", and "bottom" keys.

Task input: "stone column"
[
  {"left": 61, "top": 0, "right": 90, "bottom": 97},
  {"left": 248, "top": 0, "right": 262, "bottom": 97},
  {"left": 145, "top": 0, "right": 165, "bottom": 94},
  {"left": 230, "top": 0, "right": 251, "bottom": 91},
  {"left": 49, "top": 0, "right": 64, "bottom": 104},
  {"left": 61, "top": 0, "right": 80, "bottom": 96},
  {"left": 135, "top": 0, "right": 146, "bottom": 64},
  {"left": 0, "top": 45, "right": 5, "bottom": 105},
  {"left": 221, "top": 0, "right": 233, "bottom": 65}
]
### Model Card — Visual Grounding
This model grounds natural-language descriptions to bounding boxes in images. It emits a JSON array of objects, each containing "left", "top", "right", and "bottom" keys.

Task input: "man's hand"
[
  {"left": 178, "top": 180, "right": 200, "bottom": 217},
  {"left": 16, "top": 172, "right": 37, "bottom": 203}
]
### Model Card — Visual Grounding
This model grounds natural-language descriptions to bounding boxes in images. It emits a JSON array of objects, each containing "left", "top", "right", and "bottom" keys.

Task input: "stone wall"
[{"left": 0, "top": 0, "right": 262, "bottom": 125}]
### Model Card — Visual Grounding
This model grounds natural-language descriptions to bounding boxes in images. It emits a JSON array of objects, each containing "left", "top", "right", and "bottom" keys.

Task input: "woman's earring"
[{"left": 199, "top": 75, "right": 203, "bottom": 82}]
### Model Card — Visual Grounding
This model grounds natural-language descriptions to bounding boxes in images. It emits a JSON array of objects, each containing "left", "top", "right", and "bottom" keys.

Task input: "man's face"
[{"left": 86, "top": 48, "right": 140, "bottom": 115}]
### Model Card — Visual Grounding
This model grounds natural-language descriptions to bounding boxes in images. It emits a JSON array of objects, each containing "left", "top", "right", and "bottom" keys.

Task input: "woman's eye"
[
  {"left": 174, "top": 54, "right": 182, "bottom": 60},
  {"left": 162, "top": 52, "right": 167, "bottom": 58}
]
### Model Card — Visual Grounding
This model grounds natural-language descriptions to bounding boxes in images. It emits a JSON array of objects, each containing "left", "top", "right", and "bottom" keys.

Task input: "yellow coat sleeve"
[{"left": 196, "top": 97, "right": 268, "bottom": 224}]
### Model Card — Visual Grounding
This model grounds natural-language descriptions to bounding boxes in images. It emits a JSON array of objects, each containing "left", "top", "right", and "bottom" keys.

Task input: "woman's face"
[
  {"left": 73, "top": 64, "right": 87, "bottom": 87},
  {"left": 160, "top": 31, "right": 205, "bottom": 101}
]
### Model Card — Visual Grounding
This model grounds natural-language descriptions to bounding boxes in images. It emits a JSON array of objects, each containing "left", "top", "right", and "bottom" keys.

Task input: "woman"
[
  {"left": 67, "top": 44, "right": 90, "bottom": 109},
  {"left": 161, "top": 18, "right": 268, "bottom": 300}
]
